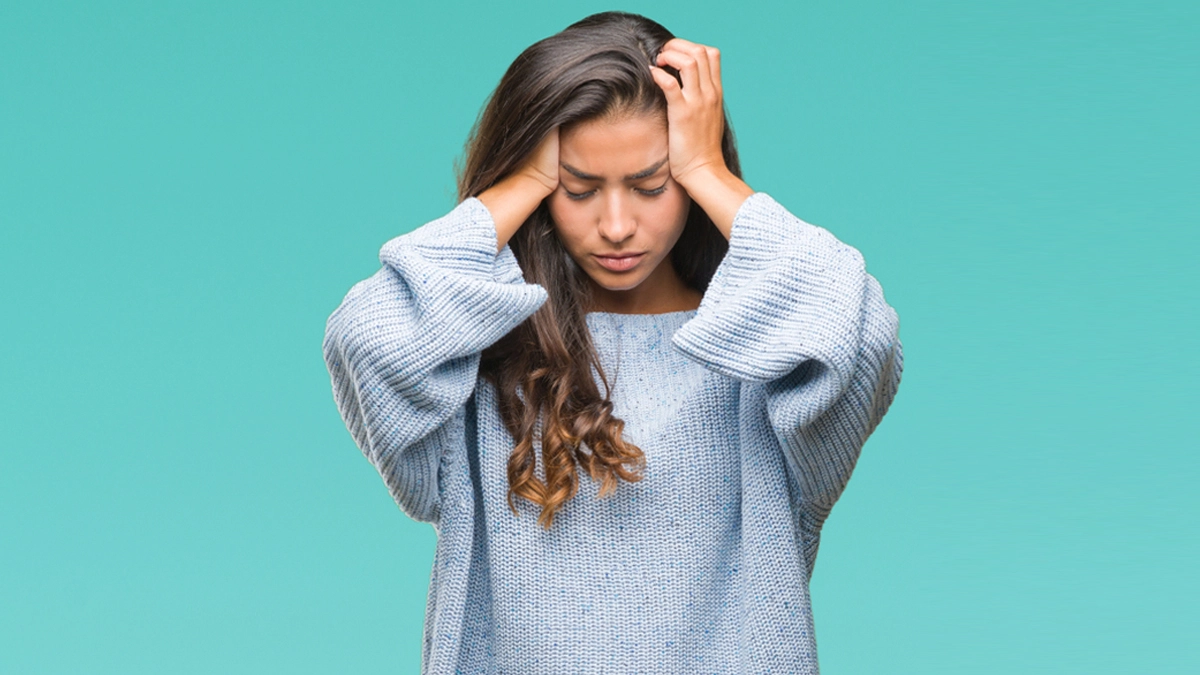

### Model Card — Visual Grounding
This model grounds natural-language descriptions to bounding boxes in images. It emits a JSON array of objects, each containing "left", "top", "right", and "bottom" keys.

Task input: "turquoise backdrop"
[{"left": 2, "top": 1, "right": 1195, "bottom": 673}]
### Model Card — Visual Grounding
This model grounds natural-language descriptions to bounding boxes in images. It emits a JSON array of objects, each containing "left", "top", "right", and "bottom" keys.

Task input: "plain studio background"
[{"left": 1, "top": 1, "right": 1195, "bottom": 673}]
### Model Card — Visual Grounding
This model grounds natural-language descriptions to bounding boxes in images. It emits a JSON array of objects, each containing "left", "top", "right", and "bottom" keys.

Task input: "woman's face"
[{"left": 547, "top": 113, "right": 692, "bottom": 307}]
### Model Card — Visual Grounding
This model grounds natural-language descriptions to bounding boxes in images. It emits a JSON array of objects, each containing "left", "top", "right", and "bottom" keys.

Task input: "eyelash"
[{"left": 564, "top": 185, "right": 668, "bottom": 201}]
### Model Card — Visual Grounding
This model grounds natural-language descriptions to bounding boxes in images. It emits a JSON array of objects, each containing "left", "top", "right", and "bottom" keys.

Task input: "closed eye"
[{"left": 564, "top": 184, "right": 669, "bottom": 201}]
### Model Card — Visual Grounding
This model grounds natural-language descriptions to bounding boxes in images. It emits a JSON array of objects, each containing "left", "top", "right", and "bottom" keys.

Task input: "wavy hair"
[{"left": 458, "top": 11, "right": 742, "bottom": 529}]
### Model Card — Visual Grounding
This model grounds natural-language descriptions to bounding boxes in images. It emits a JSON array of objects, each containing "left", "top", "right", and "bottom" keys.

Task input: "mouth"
[{"left": 592, "top": 252, "right": 646, "bottom": 272}]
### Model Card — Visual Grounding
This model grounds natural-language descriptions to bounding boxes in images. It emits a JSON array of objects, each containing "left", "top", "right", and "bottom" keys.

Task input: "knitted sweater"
[{"left": 322, "top": 192, "right": 904, "bottom": 674}]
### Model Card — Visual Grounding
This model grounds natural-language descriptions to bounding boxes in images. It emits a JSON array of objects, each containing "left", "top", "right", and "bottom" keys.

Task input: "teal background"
[{"left": 2, "top": 1, "right": 1195, "bottom": 672}]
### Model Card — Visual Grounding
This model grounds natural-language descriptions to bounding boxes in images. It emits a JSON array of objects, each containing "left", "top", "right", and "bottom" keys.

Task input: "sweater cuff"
[
  {"left": 381, "top": 196, "right": 528, "bottom": 286},
  {"left": 373, "top": 196, "right": 548, "bottom": 359},
  {"left": 671, "top": 192, "right": 866, "bottom": 384}
]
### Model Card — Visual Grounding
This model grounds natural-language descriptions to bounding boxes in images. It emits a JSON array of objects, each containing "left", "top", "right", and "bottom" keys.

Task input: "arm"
[
  {"left": 671, "top": 193, "right": 904, "bottom": 565},
  {"left": 480, "top": 127, "right": 560, "bottom": 251},
  {"left": 322, "top": 197, "right": 547, "bottom": 524}
]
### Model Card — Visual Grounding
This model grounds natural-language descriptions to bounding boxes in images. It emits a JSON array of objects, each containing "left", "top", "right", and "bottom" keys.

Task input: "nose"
[{"left": 596, "top": 189, "right": 636, "bottom": 244}]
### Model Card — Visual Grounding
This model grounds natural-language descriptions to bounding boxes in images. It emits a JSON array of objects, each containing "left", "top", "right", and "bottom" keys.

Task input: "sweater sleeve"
[
  {"left": 671, "top": 192, "right": 904, "bottom": 564},
  {"left": 322, "top": 197, "right": 548, "bottom": 524}
]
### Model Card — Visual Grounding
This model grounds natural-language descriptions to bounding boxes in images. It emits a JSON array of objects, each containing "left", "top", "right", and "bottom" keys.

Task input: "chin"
[{"left": 589, "top": 270, "right": 648, "bottom": 292}]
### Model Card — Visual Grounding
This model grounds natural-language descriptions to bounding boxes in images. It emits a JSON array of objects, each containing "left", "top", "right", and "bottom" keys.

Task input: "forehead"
[{"left": 559, "top": 115, "right": 668, "bottom": 177}]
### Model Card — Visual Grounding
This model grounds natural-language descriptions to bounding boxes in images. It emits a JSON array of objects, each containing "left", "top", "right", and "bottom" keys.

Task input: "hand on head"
[
  {"left": 519, "top": 125, "right": 561, "bottom": 196},
  {"left": 648, "top": 38, "right": 728, "bottom": 190}
]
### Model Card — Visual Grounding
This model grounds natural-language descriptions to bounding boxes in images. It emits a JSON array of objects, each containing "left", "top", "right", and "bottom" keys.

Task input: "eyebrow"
[{"left": 560, "top": 157, "right": 669, "bottom": 182}]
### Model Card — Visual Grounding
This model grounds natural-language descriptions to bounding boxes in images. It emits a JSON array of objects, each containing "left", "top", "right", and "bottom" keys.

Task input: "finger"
[
  {"left": 655, "top": 48, "right": 701, "bottom": 101},
  {"left": 693, "top": 46, "right": 715, "bottom": 99},
  {"left": 668, "top": 42, "right": 717, "bottom": 101},
  {"left": 663, "top": 37, "right": 705, "bottom": 52},
  {"left": 648, "top": 61, "right": 683, "bottom": 106},
  {"left": 708, "top": 46, "right": 722, "bottom": 98},
  {"left": 663, "top": 39, "right": 718, "bottom": 98}
]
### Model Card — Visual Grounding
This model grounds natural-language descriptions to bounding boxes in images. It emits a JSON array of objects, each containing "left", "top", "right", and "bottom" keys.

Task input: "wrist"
[
  {"left": 677, "top": 166, "right": 755, "bottom": 240},
  {"left": 479, "top": 172, "right": 555, "bottom": 252},
  {"left": 513, "top": 169, "right": 558, "bottom": 200}
]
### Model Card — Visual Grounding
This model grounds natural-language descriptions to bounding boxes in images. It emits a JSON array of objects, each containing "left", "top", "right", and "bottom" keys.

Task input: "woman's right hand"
[
  {"left": 518, "top": 126, "right": 560, "bottom": 196},
  {"left": 480, "top": 126, "right": 560, "bottom": 251}
]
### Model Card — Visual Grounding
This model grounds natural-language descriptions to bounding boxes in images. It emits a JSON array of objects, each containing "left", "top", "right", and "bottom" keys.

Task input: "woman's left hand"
[{"left": 649, "top": 38, "right": 729, "bottom": 191}]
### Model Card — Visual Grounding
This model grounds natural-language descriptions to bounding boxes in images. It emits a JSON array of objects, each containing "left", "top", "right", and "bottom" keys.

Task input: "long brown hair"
[{"left": 457, "top": 11, "right": 743, "bottom": 529}]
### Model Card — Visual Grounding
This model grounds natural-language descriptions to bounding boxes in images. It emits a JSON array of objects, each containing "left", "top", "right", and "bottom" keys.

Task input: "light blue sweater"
[{"left": 322, "top": 192, "right": 904, "bottom": 674}]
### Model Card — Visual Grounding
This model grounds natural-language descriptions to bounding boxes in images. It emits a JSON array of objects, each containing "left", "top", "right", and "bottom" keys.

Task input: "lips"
[{"left": 592, "top": 252, "right": 646, "bottom": 272}]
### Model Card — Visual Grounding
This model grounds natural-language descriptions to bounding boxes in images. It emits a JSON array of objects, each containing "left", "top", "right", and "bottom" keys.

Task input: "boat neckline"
[{"left": 584, "top": 309, "right": 699, "bottom": 318}]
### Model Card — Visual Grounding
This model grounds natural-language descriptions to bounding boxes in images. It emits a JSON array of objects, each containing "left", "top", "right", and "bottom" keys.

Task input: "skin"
[
  {"left": 547, "top": 113, "right": 698, "bottom": 314},
  {"left": 479, "top": 37, "right": 756, "bottom": 314}
]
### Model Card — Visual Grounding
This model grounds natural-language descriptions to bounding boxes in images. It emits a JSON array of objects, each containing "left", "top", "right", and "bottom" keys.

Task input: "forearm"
[
  {"left": 477, "top": 174, "right": 554, "bottom": 252},
  {"left": 676, "top": 167, "right": 756, "bottom": 241}
]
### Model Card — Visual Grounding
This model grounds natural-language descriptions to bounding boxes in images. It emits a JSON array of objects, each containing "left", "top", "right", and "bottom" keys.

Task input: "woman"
[{"left": 322, "top": 10, "right": 903, "bottom": 674}]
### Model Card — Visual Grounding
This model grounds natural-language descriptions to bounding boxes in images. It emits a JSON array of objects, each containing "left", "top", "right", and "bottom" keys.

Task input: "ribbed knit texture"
[{"left": 322, "top": 192, "right": 904, "bottom": 674}]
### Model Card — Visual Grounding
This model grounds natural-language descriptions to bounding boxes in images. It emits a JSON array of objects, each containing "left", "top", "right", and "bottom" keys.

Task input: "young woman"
[{"left": 323, "top": 11, "right": 903, "bottom": 675}]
